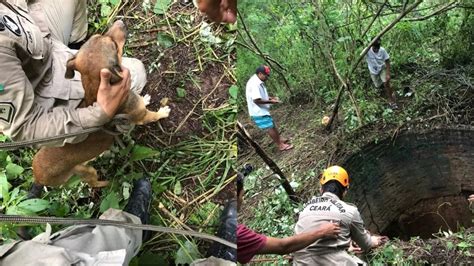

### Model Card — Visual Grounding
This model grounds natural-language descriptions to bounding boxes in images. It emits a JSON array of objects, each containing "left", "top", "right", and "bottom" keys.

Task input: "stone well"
[{"left": 343, "top": 128, "right": 473, "bottom": 239}]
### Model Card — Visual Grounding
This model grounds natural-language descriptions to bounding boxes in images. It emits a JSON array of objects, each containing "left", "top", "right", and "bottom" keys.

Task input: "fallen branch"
[
  {"left": 237, "top": 121, "right": 299, "bottom": 202},
  {"left": 170, "top": 74, "right": 225, "bottom": 140}
]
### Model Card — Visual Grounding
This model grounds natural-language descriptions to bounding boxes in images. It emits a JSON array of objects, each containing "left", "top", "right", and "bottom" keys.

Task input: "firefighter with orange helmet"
[{"left": 293, "top": 166, "right": 388, "bottom": 265}]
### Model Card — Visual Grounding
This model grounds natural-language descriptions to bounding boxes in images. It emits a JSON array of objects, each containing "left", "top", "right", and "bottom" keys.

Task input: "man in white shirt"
[
  {"left": 245, "top": 65, "right": 293, "bottom": 151},
  {"left": 366, "top": 38, "right": 398, "bottom": 109}
]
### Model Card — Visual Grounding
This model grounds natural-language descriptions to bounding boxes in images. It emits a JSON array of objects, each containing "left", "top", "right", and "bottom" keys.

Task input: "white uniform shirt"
[
  {"left": 366, "top": 47, "right": 390, "bottom": 75},
  {"left": 293, "top": 192, "right": 372, "bottom": 261},
  {"left": 245, "top": 74, "right": 270, "bottom": 117}
]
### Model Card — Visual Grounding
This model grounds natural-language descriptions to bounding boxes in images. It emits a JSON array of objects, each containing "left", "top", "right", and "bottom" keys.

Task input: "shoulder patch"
[
  {"left": 0, "top": 102, "right": 15, "bottom": 124},
  {"left": 3, "top": 15, "right": 21, "bottom": 36}
]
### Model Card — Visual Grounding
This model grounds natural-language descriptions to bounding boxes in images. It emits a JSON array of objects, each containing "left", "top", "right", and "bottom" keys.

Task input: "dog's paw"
[
  {"left": 91, "top": 180, "right": 109, "bottom": 188},
  {"left": 158, "top": 106, "right": 171, "bottom": 118},
  {"left": 143, "top": 94, "right": 151, "bottom": 106}
]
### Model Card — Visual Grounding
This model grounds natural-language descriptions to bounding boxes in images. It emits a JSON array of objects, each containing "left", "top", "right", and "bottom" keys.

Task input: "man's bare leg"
[
  {"left": 267, "top": 127, "right": 293, "bottom": 151},
  {"left": 271, "top": 120, "right": 290, "bottom": 143},
  {"left": 384, "top": 80, "right": 396, "bottom": 104}
]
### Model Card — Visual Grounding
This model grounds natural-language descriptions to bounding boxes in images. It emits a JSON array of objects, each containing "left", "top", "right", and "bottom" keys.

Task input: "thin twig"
[{"left": 404, "top": 1, "right": 459, "bottom": 21}]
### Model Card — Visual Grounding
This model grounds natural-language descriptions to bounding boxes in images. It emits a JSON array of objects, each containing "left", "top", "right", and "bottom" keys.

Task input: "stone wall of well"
[{"left": 343, "top": 128, "right": 474, "bottom": 237}]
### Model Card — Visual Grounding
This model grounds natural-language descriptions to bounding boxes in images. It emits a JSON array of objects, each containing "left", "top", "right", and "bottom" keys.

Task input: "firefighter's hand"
[
  {"left": 371, "top": 235, "right": 389, "bottom": 248},
  {"left": 348, "top": 240, "right": 363, "bottom": 254}
]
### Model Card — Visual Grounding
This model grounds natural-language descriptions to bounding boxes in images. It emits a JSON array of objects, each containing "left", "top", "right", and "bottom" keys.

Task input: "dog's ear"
[
  {"left": 109, "top": 64, "right": 124, "bottom": 84},
  {"left": 65, "top": 56, "right": 77, "bottom": 79}
]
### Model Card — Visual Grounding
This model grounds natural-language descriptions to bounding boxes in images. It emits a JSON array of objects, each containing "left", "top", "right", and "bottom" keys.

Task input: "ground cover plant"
[
  {"left": 237, "top": 0, "right": 473, "bottom": 264},
  {"left": 0, "top": 1, "right": 236, "bottom": 264}
]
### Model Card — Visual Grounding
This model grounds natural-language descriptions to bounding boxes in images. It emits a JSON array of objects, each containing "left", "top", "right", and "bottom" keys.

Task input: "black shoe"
[
  {"left": 124, "top": 178, "right": 152, "bottom": 241},
  {"left": 205, "top": 199, "right": 237, "bottom": 262},
  {"left": 27, "top": 182, "right": 44, "bottom": 199},
  {"left": 17, "top": 183, "right": 44, "bottom": 240}
]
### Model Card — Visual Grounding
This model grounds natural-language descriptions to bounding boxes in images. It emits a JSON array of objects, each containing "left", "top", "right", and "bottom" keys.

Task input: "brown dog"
[{"left": 31, "top": 21, "right": 170, "bottom": 188}]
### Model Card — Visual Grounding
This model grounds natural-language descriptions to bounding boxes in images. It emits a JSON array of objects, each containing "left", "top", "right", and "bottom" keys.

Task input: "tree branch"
[
  {"left": 311, "top": 0, "right": 362, "bottom": 125},
  {"left": 328, "top": 55, "right": 362, "bottom": 123},
  {"left": 238, "top": 10, "right": 293, "bottom": 93},
  {"left": 404, "top": 1, "right": 458, "bottom": 22},
  {"left": 327, "top": 0, "right": 423, "bottom": 130},
  {"left": 361, "top": 0, "right": 389, "bottom": 38},
  {"left": 236, "top": 39, "right": 288, "bottom": 71},
  {"left": 351, "top": 0, "right": 423, "bottom": 75},
  {"left": 236, "top": 121, "right": 299, "bottom": 203}
]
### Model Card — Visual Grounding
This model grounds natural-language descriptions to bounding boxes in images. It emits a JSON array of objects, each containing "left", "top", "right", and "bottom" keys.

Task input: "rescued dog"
[{"left": 31, "top": 21, "right": 170, "bottom": 188}]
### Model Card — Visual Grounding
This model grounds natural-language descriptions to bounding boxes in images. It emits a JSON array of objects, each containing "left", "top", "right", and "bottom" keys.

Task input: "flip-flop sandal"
[{"left": 279, "top": 144, "right": 294, "bottom": 151}]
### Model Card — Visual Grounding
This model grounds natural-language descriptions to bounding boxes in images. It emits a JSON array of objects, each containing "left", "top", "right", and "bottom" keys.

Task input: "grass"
[
  {"left": 368, "top": 228, "right": 474, "bottom": 265},
  {"left": 237, "top": 62, "right": 473, "bottom": 264},
  {"left": 0, "top": 1, "right": 236, "bottom": 264}
]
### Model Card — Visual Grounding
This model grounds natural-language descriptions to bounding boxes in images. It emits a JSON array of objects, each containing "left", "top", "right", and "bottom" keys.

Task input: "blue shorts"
[{"left": 251, "top": 115, "right": 274, "bottom": 130}]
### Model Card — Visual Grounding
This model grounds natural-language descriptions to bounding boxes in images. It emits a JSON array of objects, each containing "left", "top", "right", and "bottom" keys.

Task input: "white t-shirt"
[
  {"left": 366, "top": 47, "right": 390, "bottom": 75},
  {"left": 246, "top": 74, "right": 271, "bottom": 117}
]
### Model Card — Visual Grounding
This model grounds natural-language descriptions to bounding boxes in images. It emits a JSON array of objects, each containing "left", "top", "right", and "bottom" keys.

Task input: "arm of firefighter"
[
  {"left": 349, "top": 210, "right": 373, "bottom": 252},
  {"left": 0, "top": 46, "right": 110, "bottom": 145}
]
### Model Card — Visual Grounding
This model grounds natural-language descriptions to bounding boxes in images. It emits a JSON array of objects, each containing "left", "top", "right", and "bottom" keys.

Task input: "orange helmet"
[{"left": 320, "top": 166, "right": 349, "bottom": 188}]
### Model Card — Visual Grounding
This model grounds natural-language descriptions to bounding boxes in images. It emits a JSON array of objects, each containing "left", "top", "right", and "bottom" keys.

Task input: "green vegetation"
[
  {"left": 369, "top": 229, "right": 473, "bottom": 264},
  {"left": 237, "top": 0, "right": 473, "bottom": 264},
  {"left": 237, "top": 0, "right": 473, "bottom": 130},
  {"left": 239, "top": 169, "right": 302, "bottom": 265},
  {"left": 239, "top": 166, "right": 474, "bottom": 265},
  {"left": 1, "top": 1, "right": 236, "bottom": 265}
]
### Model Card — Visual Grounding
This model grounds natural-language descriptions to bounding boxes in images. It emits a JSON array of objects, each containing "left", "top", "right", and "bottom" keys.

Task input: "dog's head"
[{"left": 65, "top": 20, "right": 128, "bottom": 84}]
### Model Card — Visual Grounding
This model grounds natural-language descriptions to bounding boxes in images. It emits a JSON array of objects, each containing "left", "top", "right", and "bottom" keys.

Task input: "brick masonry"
[{"left": 343, "top": 128, "right": 474, "bottom": 239}]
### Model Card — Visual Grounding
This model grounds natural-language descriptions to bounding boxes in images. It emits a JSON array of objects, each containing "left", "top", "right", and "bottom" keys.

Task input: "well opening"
[{"left": 343, "top": 128, "right": 473, "bottom": 240}]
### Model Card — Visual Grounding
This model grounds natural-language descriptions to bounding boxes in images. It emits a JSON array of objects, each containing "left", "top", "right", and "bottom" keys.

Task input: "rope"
[
  {"left": 0, "top": 128, "right": 101, "bottom": 150},
  {"left": 0, "top": 214, "right": 236, "bottom": 249},
  {"left": 0, "top": 114, "right": 132, "bottom": 150}
]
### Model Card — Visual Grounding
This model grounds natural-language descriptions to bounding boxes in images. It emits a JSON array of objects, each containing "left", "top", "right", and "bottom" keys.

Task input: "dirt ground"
[
  {"left": 237, "top": 71, "right": 473, "bottom": 263},
  {"left": 377, "top": 227, "right": 474, "bottom": 264},
  {"left": 238, "top": 64, "right": 474, "bottom": 208},
  {"left": 115, "top": 2, "right": 235, "bottom": 144},
  {"left": 85, "top": 2, "right": 236, "bottom": 261}
]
